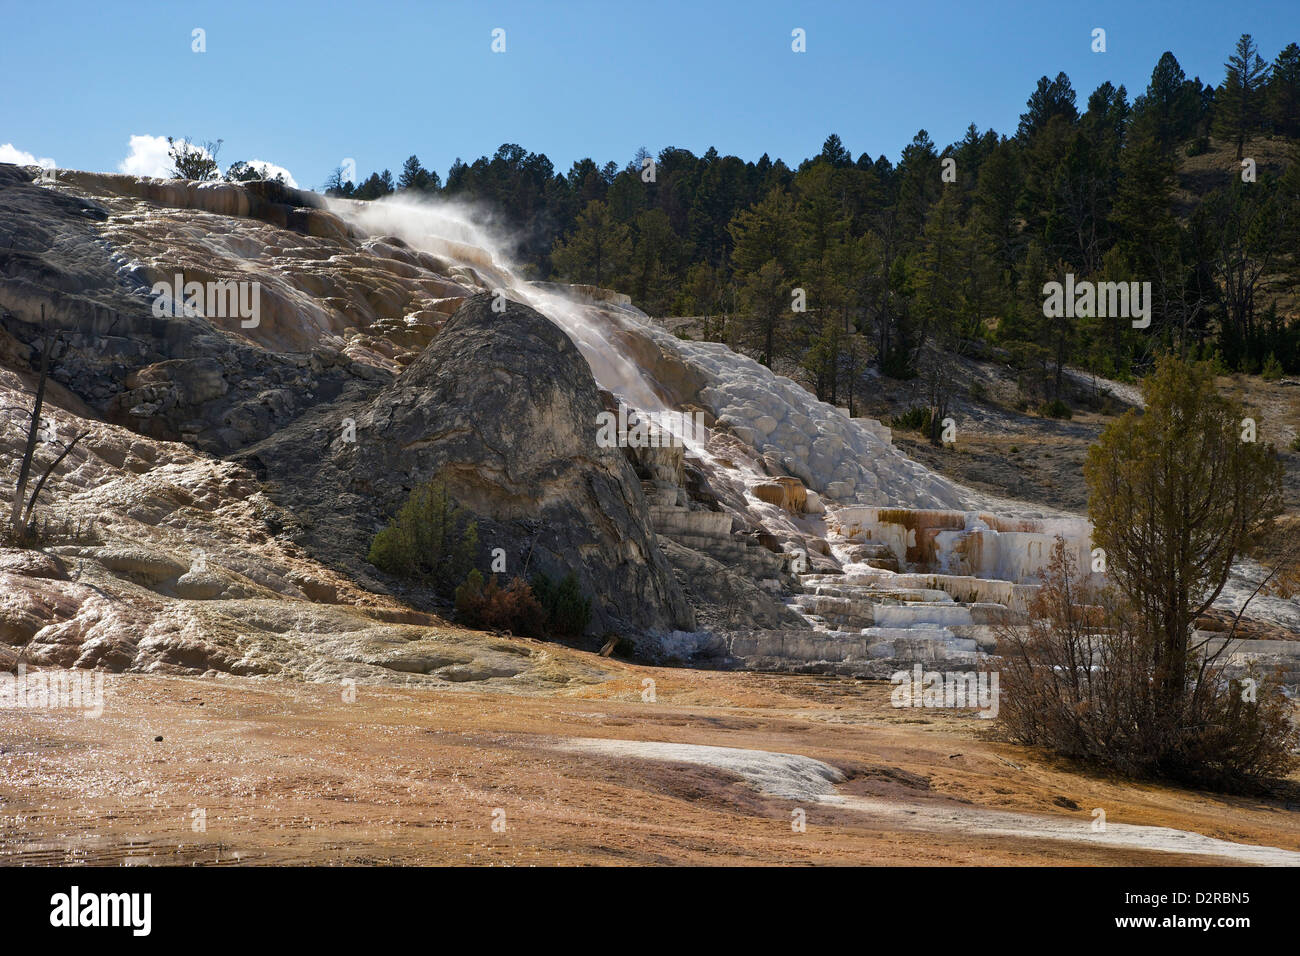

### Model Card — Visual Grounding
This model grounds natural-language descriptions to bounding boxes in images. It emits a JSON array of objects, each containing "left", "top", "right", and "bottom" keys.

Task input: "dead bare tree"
[
  {"left": 8, "top": 306, "right": 72, "bottom": 543},
  {"left": 21, "top": 427, "right": 92, "bottom": 530}
]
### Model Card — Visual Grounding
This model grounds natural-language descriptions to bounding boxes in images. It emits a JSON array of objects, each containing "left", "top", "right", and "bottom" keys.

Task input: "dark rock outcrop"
[{"left": 238, "top": 294, "right": 695, "bottom": 649}]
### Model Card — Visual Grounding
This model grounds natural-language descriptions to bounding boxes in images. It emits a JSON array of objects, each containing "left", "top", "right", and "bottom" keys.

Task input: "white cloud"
[
  {"left": 118, "top": 134, "right": 177, "bottom": 178},
  {"left": 243, "top": 159, "right": 298, "bottom": 188},
  {"left": 0, "top": 143, "right": 36, "bottom": 164},
  {"left": 0, "top": 143, "right": 55, "bottom": 169}
]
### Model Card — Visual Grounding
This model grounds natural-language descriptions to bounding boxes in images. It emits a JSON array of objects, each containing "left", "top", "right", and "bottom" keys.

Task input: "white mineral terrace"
[{"left": 774, "top": 506, "right": 1100, "bottom": 662}]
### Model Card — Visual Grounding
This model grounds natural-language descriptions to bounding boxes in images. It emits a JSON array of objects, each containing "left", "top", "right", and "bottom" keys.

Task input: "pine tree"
[
  {"left": 909, "top": 187, "right": 964, "bottom": 353},
  {"left": 1130, "top": 53, "right": 1198, "bottom": 153},
  {"left": 629, "top": 208, "right": 677, "bottom": 314},
  {"left": 818, "top": 133, "right": 852, "bottom": 167},
  {"left": 894, "top": 130, "right": 941, "bottom": 234},
  {"left": 794, "top": 163, "right": 849, "bottom": 262},
  {"left": 1017, "top": 73, "right": 1078, "bottom": 140},
  {"left": 353, "top": 170, "right": 395, "bottom": 200},
  {"left": 368, "top": 480, "right": 479, "bottom": 596},
  {"left": 1215, "top": 34, "right": 1272, "bottom": 160},
  {"left": 550, "top": 200, "right": 631, "bottom": 287},
  {"left": 166, "top": 137, "right": 222, "bottom": 181},
  {"left": 1196, "top": 178, "right": 1283, "bottom": 369},
  {"left": 728, "top": 187, "right": 799, "bottom": 276},
  {"left": 973, "top": 139, "right": 1023, "bottom": 276},
  {"left": 737, "top": 259, "right": 790, "bottom": 368},
  {"left": 398, "top": 155, "right": 438, "bottom": 192},
  {"left": 1269, "top": 42, "right": 1300, "bottom": 137}
]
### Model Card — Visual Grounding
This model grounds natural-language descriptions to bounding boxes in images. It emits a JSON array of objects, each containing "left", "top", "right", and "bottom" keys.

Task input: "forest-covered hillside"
[{"left": 323, "top": 34, "right": 1300, "bottom": 410}]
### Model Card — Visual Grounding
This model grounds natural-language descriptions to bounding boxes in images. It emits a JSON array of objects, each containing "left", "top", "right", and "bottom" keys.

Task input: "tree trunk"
[{"left": 11, "top": 309, "right": 54, "bottom": 538}]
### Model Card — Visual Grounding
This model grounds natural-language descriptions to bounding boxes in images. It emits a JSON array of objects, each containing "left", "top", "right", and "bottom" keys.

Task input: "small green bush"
[
  {"left": 881, "top": 350, "right": 917, "bottom": 380},
  {"left": 368, "top": 480, "right": 478, "bottom": 596},
  {"left": 1040, "top": 398, "right": 1073, "bottom": 420},
  {"left": 1261, "top": 353, "right": 1283, "bottom": 381},
  {"left": 1203, "top": 348, "right": 1230, "bottom": 376},
  {"left": 532, "top": 571, "right": 593, "bottom": 637},
  {"left": 891, "top": 405, "right": 932, "bottom": 433}
]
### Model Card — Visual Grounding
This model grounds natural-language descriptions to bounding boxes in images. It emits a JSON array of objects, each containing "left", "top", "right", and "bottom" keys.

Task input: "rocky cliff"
[{"left": 236, "top": 293, "right": 695, "bottom": 645}]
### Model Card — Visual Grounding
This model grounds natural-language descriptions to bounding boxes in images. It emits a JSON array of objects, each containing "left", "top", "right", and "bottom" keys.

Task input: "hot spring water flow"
[{"left": 327, "top": 197, "right": 697, "bottom": 448}]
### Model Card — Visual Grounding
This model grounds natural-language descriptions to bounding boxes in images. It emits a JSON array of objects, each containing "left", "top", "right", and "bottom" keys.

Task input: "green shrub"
[
  {"left": 1261, "top": 353, "right": 1283, "bottom": 381},
  {"left": 1203, "top": 348, "right": 1230, "bottom": 376},
  {"left": 532, "top": 571, "right": 593, "bottom": 637},
  {"left": 969, "top": 381, "right": 988, "bottom": 403},
  {"left": 454, "top": 570, "right": 546, "bottom": 636},
  {"left": 1039, "top": 398, "right": 1073, "bottom": 420},
  {"left": 368, "top": 480, "right": 478, "bottom": 596},
  {"left": 1290, "top": 435, "right": 1300, "bottom": 453},
  {"left": 890, "top": 405, "right": 932, "bottom": 433},
  {"left": 880, "top": 350, "right": 917, "bottom": 380}
]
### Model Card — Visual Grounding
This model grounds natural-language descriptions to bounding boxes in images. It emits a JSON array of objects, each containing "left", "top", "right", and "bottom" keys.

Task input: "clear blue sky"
[{"left": 2, "top": 0, "right": 1298, "bottom": 189}]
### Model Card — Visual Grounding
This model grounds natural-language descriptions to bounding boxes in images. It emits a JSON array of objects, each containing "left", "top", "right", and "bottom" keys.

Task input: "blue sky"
[{"left": 2, "top": 0, "right": 1298, "bottom": 190}]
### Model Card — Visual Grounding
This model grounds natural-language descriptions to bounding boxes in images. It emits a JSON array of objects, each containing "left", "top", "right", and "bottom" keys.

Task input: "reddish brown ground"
[{"left": 3, "top": 661, "right": 1298, "bottom": 866}]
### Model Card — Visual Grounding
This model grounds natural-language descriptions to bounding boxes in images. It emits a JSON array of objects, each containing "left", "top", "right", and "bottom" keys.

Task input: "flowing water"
[{"left": 328, "top": 197, "right": 674, "bottom": 416}]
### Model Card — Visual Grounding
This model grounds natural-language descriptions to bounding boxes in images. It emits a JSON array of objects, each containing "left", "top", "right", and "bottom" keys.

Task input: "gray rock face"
[
  {"left": 239, "top": 294, "right": 695, "bottom": 647},
  {"left": 0, "top": 164, "right": 375, "bottom": 454}
]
